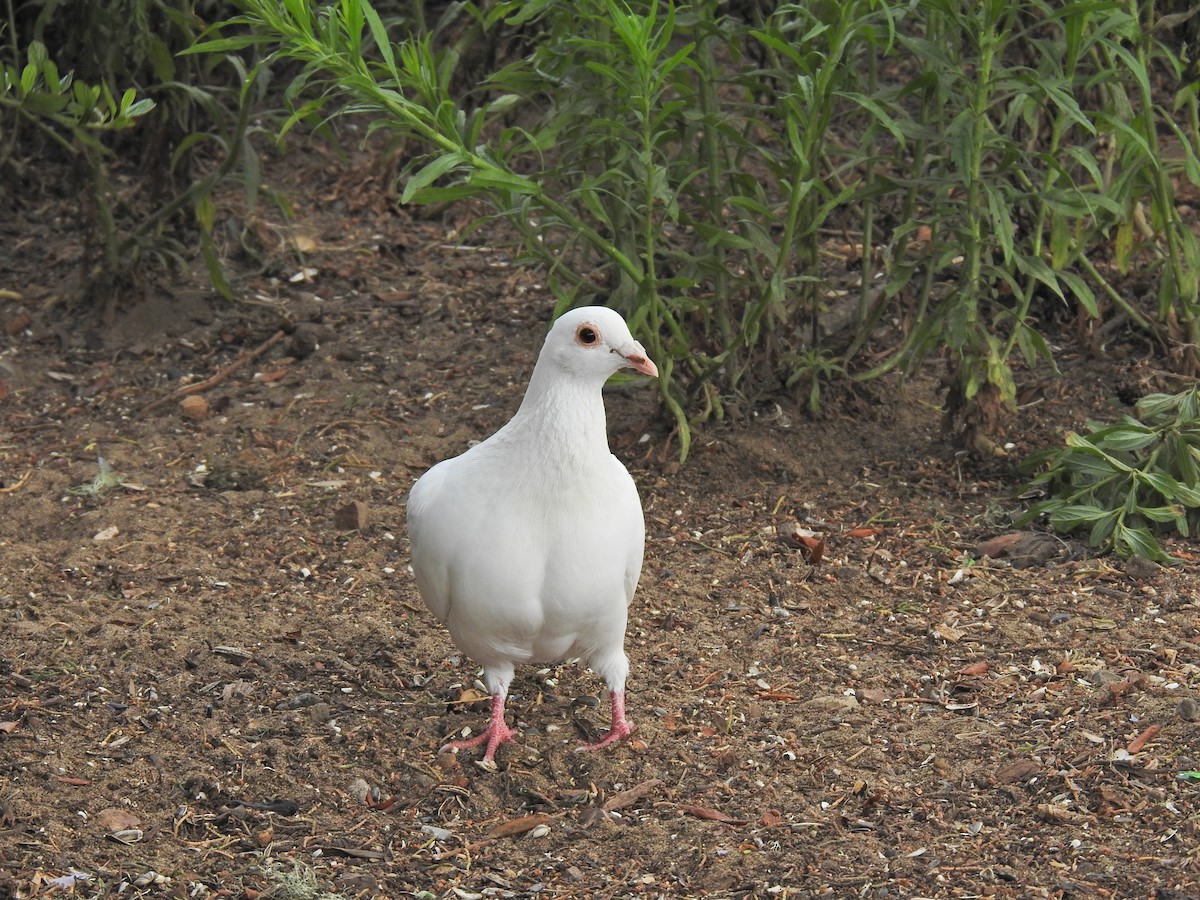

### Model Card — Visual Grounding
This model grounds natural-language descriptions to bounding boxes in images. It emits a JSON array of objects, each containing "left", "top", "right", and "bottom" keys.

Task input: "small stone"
[
  {"left": 93, "top": 525, "right": 119, "bottom": 542},
  {"left": 334, "top": 500, "right": 370, "bottom": 531},
  {"left": 1123, "top": 554, "right": 1160, "bottom": 581},
  {"left": 1178, "top": 698, "right": 1199, "bottom": 722},
  {"left": 179, "top": 394, "right": 209, "bottom": 421},
  {"left": 288, "top": 322, "right": 335, "bottom": 358}
]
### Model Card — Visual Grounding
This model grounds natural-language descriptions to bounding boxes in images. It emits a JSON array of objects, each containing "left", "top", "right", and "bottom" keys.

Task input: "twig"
[
  {"left": 143, "top": 330, "right": 285, "bottom": 413},
  {"left": 0, "top": 469, "right": 33, "bottom": 494}
]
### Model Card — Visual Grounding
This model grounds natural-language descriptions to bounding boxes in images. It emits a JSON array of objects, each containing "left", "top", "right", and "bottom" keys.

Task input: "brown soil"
[{"left": 2, "top": 142, "right": 1198, "bottom": 899}]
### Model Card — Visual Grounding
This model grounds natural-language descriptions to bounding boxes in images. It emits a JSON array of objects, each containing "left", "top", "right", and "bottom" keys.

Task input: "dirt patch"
[{"left": 1, "top": 145, "right": 1198, "bottom": 898}]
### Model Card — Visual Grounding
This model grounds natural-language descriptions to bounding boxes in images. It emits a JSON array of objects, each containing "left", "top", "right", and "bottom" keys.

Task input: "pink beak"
[{"left": 621, "top": 350, "right": 658, "bottom": 378}]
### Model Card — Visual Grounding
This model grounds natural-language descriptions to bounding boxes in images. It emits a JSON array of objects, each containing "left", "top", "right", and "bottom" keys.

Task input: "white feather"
[{"left": 407, "top": 306, "right": 656, "bottom": 763}]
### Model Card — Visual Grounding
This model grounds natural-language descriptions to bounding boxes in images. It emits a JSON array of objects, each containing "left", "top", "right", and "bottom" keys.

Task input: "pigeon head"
[{"left": 542, "top": 306, "right": 659, "bottom": 381}]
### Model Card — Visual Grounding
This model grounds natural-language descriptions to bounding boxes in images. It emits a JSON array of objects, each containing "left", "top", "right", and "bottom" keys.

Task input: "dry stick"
[
  {"left": 0, "top": 469, "right": 33, "bottom": 494},
  {"left": 142, "top": 330, "right": 285, "bottom": 414}
]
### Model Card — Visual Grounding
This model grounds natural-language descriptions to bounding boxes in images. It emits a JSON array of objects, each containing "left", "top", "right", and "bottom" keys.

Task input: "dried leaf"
[
  {"left": 802, "top": 535, "right": 826, "bottom": 565},
  {"left": 678, "top": 804, "right": 748, "bottom": 825},
  {"left": 95, "top": 808, "right": 141, "bottom": 832},
  {"left": 957, "top": 661, "right": 990, "bottom": 676},
  {"left": 486, "top": 813, "right": 554, "bottom": 839},
  {"left": 976, "top": 533, "right": 1024, "bottom": 558},
  {"left": 844, "top": 526, "right": 883, "bottom": 539},
  {"left": 292, "top": 234, "right": 318, "bottom": 254},
  {"left": 933, "top": 622, "right": 967, "bottom": 643}
]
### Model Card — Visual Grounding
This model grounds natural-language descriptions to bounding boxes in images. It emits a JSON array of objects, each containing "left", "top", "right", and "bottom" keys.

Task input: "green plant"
[
  {"left": 1018, "top": 387, "right": 1200, "bottom": 562},
  {"left": 195, "top": 0, "right": 1200, "bottom": 461},
  {"left": 783, "top": 347, "right": 845, "bottom": 416},
  {"left": 68, "top": 457, "right": 126, "bottom": 499},
  {"left": 1, "top": 1, "right": 267, "bottom": 312}
]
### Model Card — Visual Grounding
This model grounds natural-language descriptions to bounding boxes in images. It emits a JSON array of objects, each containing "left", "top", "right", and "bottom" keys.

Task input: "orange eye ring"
[{"left": 575, "top": 324, "right": 601, "bottom": 347}]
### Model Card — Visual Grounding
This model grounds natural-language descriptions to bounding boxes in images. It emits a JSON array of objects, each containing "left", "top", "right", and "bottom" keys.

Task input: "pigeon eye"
[{"left": 575, "top": 324, "right": 600, "bottom": 346}]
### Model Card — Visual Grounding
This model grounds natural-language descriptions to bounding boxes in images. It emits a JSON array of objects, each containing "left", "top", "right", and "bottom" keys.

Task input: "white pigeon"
[{"left": 407, "top": 306, "right": 657, "bottom": 767}]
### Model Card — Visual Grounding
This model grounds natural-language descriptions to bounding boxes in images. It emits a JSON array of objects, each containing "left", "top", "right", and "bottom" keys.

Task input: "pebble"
[
  {"left": 179, "top": 394, "right": 209, "bottom": 421},
  {"left": 1178, "top": 697, "right": 1198, "bottom": 722}
]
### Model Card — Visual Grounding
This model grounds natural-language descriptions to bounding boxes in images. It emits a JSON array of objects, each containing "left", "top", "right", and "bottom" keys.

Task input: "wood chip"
[
  {"left": 1035, "top": 803, "right": 1088, "bottom": 824},
  {"left": 602, "top": 778, "right": 663, "bottom": 812},
  {"left": 678, "top": 804, "right": 748, "bottom": 825},
  {"left": 994, "top": 759, "right": 1042, "bottom": 784},
  {"left": 1126, "top": 723, "right": 1161, "bottom": 754},
  {"left": 334, "top": 500, "right": 370, "bottom": 531}
]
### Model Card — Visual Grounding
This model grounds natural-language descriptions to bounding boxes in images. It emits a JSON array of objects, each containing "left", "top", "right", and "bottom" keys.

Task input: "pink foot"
[
  {"left": 576, "top": 691, "right": 636, "bottom": 752},
  {"left": 439, "top": 695, "right": 515, "bottom": 768}
]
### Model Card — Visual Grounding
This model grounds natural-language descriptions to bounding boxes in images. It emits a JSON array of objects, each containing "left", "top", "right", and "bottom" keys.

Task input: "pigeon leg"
[
  {"left": 577, "top": 690, "right": 635, "bottom": 752},
  {"left": 440, "top": 694, "right": 517, "bottom": 765}
]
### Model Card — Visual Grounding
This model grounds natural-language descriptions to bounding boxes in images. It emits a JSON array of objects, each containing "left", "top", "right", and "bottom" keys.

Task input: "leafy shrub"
[
  {"left": 200, "top": 0, "right": 1200, "bottom": 460},
  {"left": 1018, "top": 387, "right": 1200, "bottom": 562},
  {"left": 1, "top": 1, "right": 263, "bottom": 311}
]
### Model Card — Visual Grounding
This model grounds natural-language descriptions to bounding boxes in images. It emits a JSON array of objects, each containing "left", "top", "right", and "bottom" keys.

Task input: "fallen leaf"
[
  {"left": 957, "top": 661, "right": 990, "bottom": 676},
  {"left": 976, "top": 532, "right": 1061, "bottom": 567},
  {"left": 760, "top": 808, "right": 784, "bottom": 827},
  {"left": 802, "top": 535, "right": 826, "bottom": 565},
  {"left": 933, "top": 622, "right": 966, "bottom": 643},
  {"left": 1126, "top": 723, "right": 1161, "bottom": 754},
  {"left": 95, "top": 808, "right": 142, "bottom": 832},
  {"left": 976, "top": 533, "right": 1024, "bottom": 557},
  {"left": 292, "top": 234, "right": 318, "bottom": 254},
  {"left": 452, "top": 688, "right": 488, "bottom": 705},
  {"left": 844, "top": 526, "right": 882, "bottom": 539},
  {"left": 0, "top": 721, "right": 19, "bottom": 733},
  {"left": 486, "top": 813, "right": 554, "bottom": 839},
  {"left": 679, "top": 804, "right": 748, "bottom": 825}
]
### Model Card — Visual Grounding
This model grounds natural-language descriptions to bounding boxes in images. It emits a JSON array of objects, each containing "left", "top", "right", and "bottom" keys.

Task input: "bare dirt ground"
[{"left": 2, "top": 139, "right": 1199, "bottom": 900}]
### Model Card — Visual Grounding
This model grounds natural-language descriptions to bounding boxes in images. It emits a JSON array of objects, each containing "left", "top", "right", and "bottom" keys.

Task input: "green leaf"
[
  {"left": 1112, "top": 524, "right": 1172, "bottom": 562},
  {"left": 1095, "top": 423, "right": 1156, "bottom": 453},
  {"left": 1049, "top": 503, "right": 1113, "bottom": 530},
  {"left": 1056, "top": 269, "right": 1098, "bottom": 318},
  {"left": 1065, "top": 432, "right": 1132, "bottom": 471},
  {"left": 124, "top": 98, "right": 156, "bottom": 119},
  {"left": 986, "top": 185, "right": 1014, "bottom": 265},
  {"left": 1138, "top": 504, "right": 1188, "bottom": 527},
  {"left": 401, "top": 153, "right": 465, "bottom": 204}
]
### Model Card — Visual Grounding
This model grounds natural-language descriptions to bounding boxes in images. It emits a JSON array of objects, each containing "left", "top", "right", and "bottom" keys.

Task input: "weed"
[
  {"left": 1018, "top": 386, "right": 1200, "bottom": 561},
  {"left": 67, "top": 457, "right": 125, "bottom": 499}
]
